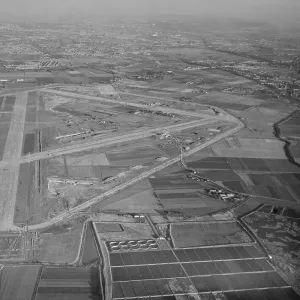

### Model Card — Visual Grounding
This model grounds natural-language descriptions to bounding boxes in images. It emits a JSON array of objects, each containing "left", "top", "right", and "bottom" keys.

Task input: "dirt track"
[{"left": 0, "top": 92, "right": 27, "bottom": 230}]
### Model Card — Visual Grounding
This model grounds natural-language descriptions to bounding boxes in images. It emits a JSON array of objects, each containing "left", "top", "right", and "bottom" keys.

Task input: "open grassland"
[
  {"left": 0, "top": 265, "right": 41, "bottom": 300},
  {"left": 170, "top": 221, "right": 252, "bottom": 248},
  {"left": 33, "top": 217, "right": 86, "bottom": 264}
]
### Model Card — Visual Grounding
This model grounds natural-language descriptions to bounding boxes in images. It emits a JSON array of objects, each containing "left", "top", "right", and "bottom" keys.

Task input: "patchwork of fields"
[
  {"left": 109, "top": 244, "right": 298, "bottom": 300},
  {"left": 186, "top": 157, "right": 300, "bottom": 202},
  {"left": 0, "top": 265, "right": 101, "bottom": 300},
  {"left": 149, "top": 175, "right": 227, "bottom": 216}
]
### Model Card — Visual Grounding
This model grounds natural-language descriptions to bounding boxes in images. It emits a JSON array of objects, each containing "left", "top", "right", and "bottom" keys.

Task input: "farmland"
[
  {"left": 1, "top": 15, "right": 300, "bottom": 300},
  {"left": 81, "top": 222, "right": 100, "bottom": 265},
  {"left": 32, "top": 217, "right": 87, "bottom": 264},
  {"left": 34, "top": 266, "right": 101, "bottom": 300},
  {"left": 243, "top": 207, "right": 300, "bottom": 293},
  {"left": 170, "top": 221, "right": 252, "bottom": 248},
  {"left": 0, "top": 265, "right": 41, "bottom": 300}
]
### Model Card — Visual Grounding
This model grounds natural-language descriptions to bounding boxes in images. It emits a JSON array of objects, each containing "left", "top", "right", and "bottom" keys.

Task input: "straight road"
[{"left": 0, "top": 92, "right": 27, "bottom": 230}]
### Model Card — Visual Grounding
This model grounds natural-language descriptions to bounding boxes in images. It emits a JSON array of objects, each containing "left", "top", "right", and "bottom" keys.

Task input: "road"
[{"left": 0, "top": 92, "right": 28, "bottom": 230}]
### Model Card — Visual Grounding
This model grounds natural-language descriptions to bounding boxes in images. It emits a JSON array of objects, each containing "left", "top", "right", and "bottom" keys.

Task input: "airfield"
[
  {"left": 0, "top": 40, "right": 300, "bottom": 300},
  {"left": 0, "top": 78, "right": 299, "bottom": 300}
]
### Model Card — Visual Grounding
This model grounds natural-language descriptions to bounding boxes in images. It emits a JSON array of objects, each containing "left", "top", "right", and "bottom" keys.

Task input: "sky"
[{"left": 1, "top": 0, "right": 300, "bottom": 19}]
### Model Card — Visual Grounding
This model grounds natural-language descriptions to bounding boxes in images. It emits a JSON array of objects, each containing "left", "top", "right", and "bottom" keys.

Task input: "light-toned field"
[
  {"left": 0, "top": 265, "right": 41, "bottom": 300},
  {"left": 66, "top": 152, "right": 110, "bottom": 166},
  {"left": 102, "top": 189, "right": 161, "bottom": 214},
  {"left": 34, "top": 219, "right": 85, "bottom": 264},
  {"left": 98, "top": 222, "right": 155, "bottom": 241},
  {"left": 170, "top": 221, "right": 252, "bottom": 248},
  {"left": 195, "top": 137, "right": 286, "bottom": 159}
]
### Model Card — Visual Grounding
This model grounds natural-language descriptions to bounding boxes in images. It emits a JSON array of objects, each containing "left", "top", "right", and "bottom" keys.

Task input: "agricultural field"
[
  {"left": 32, "top": 217, "right": 87, "bottom": 264},
  {"left": 148, "top": 172, "right": 244, "bottom": 218},
  {"left": 81, "top": 222, "right": 100, "bottom": 265},
  {"left": 155, "top": 190, "right": 227, "bottom": 216},
  {"left": 170, "top": 221, "right": 252, "bottom": 248},
  {"left": 109, "top": 242, "right": 296, "bottom": 300},
  {"left": 0, "top": 265, "right": 41, "bottom": 300},
  {"left": 243, "top": 207, "right": 300, "bottom": 293},
  {"left": 185, "top": 157, "right": 300, "bottom": 201},
  {"left": 95, "top": 221, "right": 156, "bottom": 242},
  {"left": 88, "top": 179, "right": 162, "bottom": 214},
  {"left": 1, "top": 17, "right": 300, "bottom": 300},
  {"left": 203, "top": 137, "right": 288, "bottom": 159},
  {"left": 34, "top": 266, "right": 101, "bottom": 300}
]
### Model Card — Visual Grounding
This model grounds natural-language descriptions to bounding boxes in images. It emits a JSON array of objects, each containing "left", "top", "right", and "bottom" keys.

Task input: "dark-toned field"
[
  {"left": 107, "top": 146, "right": 167, "bottom": 167},
  {"left": 2, "top": 95, "right": 16, "bottom": 112},
  {"left": 34, "top": 266, "right": 101, "bottom": 300},
  {"left": 170, "top": 222, "right": 252, "bottom": 248},
  {"left": 0, "top": 123, "right": 10, "bottom": 160},
  {"left": 81, "top": 222, "right": 100, "bottom": 265},
  {"left": 156, "top": 192, "right": 227, "bottom": 215},
  {"left": 280, "top": 111, "right": 300, "bottom": 137},
  {"left": 149, "top": 177, "right": 209, "bottom": 190},
  {"left": 243, "top": 208, "right": 300, "bottom": 295},
  {"left": 22, "top": 133, "right": 36, "bottom": 155},
  {"left": 187, "top": 157, "right": 300, "bottom": 173},
  {"left": 14, "top": 162, "right": 35, "bottom": 225},
  {"left": 186, "top": 158, "right": 300, "bottom": 201},
  {"left": 109, "top": 244, "right": 299, "bottom": 299},
  {"left": 0, "top": 265, "right": 41, "bottom": 300}
]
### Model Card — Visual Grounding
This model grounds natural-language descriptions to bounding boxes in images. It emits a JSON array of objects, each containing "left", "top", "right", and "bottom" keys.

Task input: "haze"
[{"left": 1, "top": 0, "right": 300, "bottom": 19}]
